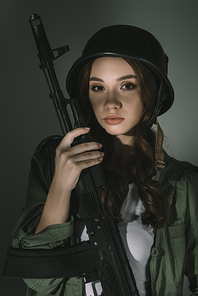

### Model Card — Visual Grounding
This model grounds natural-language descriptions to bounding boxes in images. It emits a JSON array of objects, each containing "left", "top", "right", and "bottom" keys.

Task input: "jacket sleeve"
[
  {"left": 184, "top": 168, "right": 198, "bottom": 295},
  {"left": 11, "top": 137, "right": 81, "bottom": 295},
  {"left": 21, "top": 221, "right": 76, "bottom": 295}
]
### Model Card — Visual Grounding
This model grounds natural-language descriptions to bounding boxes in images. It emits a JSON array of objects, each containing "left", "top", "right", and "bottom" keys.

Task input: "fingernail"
[
  {"left": 99, "top": 143, "right": 102, "bottom": 148},
  {"left": 84, "top": 127, "right": 90, "bottom": 130}
]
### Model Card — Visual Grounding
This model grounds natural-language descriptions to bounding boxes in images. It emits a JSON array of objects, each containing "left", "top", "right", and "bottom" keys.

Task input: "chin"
[
  {"left": 103, "top": 125, "right": 137, "bottom": 137},
  {"left": 104, "top": 127, "right": 129, "bottom": 136}
]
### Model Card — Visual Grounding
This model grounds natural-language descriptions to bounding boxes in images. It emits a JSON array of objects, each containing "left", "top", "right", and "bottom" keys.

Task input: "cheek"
[
  {"left": 92, "top": 106, "right": 102, "bottom": 122},
  {"left": 137, "top": 100, "right": 144, "bottom": 115},
  {"left": 89, "top": 97, "right": 101, "bottom": 116},
  {"left": 88, "top": 104, "right": 98, "bottom": 126},
  {"left": 131, "top": 95, "right": 144, "bottom": 114}
]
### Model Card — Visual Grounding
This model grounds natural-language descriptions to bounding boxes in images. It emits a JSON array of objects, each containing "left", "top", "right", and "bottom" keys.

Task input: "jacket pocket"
[{"left": 168, "top": 224, "right": 186, "bottom": 287}]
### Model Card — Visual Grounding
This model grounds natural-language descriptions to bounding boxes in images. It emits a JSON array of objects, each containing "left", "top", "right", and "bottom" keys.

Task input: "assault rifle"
[{"left": 3, "top": 14, "right": 139, "bottom": 296}]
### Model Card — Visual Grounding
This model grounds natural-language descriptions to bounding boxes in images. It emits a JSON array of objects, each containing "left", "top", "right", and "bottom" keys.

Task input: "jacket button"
[{"left": 151, "top": 247, "right": 159, "bottom": 257}]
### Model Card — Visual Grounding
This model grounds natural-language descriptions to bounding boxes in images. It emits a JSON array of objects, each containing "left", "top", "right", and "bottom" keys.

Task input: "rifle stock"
[{"left": 3, "top": 14, "right": 139, "bottom": 296}]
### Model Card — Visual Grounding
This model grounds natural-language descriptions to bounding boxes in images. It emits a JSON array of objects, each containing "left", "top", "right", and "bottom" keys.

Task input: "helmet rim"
[{"left": 66, "top": 25, "right": 174, "bottom": 117}]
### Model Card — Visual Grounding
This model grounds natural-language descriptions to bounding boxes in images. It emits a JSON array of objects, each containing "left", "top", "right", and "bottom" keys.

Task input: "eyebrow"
[{"left": 89, "top": 74, "right": 137, "bottom": 82}]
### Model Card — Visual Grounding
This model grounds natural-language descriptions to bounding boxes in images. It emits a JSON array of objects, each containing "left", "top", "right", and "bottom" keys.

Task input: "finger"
[
  {"left": 59, "top": 127, "right": 90, "bottom": 149},
  {"left": 71, "top": 141, "right": 103, "bottom": 155},
  {"left": 73, "top": 150, "right": 105, "bottom": 162},
  {"left": 78, "top": 154, "right": 104, "bottom": 170}
]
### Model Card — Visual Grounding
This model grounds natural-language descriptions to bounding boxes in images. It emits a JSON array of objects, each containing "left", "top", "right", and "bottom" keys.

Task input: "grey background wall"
[{"left": 1, "top": 0, "right": 197, "bottom": 295}]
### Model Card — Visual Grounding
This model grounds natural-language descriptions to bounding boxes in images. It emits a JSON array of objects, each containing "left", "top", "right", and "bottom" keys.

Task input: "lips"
[{"left": 103, "top": 114, "right": 125, "bottom": 125}]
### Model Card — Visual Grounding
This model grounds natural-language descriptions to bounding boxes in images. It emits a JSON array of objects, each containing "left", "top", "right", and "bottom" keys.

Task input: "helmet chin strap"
[
  {"left": 155, "top": 119, "right": 166, "bottom": 168},
  {"left": 145, "top": 78, "right": 167, "bottom": 169},
  {"left": 146, "top": 78, "right": 166, "bottom": 129},
  {"left": 154, "top": 93, "right": 167, "bottom": 169}
]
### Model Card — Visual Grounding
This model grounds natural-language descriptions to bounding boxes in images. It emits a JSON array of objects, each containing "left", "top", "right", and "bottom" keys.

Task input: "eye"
[
  {"left": 121, "top": 82, "right": 136, "bottom": 90},
  {"left": 91, "top": 85, "right": 105, "bottom": 92}
]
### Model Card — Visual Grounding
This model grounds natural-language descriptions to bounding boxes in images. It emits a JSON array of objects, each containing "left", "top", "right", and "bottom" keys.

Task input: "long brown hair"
[{"left": 78, "top": 57, "right": 166, "bottom": 230}]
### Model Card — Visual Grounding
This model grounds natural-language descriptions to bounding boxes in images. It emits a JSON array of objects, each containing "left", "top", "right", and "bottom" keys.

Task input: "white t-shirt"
[{"left": 75, "top": 183, "right": 154, "bottom": 296}]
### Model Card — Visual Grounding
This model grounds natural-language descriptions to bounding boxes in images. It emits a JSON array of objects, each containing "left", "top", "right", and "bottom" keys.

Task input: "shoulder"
[
  {"left": 158, "top": 153, "right": 198, "bottom": 209},
  {"left": 29, "top": 135, "right": 63, "bottom": 183},
  {"left": 164, "top": 153, "right": 198, "bottom": 182},
  {"left": 163, "top": 155, "right": 198, "bottom": 231},
  {"left": 31, "top": 135, "right": 63, "bottom": 164},
  {"left": 34, "top": 135, "right": 63, "bottom": 157}
]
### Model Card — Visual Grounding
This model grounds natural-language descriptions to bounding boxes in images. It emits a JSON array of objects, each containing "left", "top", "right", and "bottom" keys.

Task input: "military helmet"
[{"left": 66, "top": 25, "right": 174, "bottom": 127}]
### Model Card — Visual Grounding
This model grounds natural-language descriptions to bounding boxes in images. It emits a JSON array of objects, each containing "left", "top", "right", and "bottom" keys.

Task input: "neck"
[
  {"left": 110, "top": 135, "right": 136, "bottom": 184},
  {"left": 113, "top": 134, "right": 135, "bottom": 163}
]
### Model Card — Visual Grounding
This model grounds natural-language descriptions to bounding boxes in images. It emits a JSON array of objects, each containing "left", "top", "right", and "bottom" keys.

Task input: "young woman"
[{"left": 12, "top": 25, "right": 198, "bottom": 296}]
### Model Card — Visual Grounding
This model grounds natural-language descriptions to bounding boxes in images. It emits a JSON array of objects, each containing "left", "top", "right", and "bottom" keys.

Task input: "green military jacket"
[{"left": 12, "top": 136, "right": 198, "bottom": 296}]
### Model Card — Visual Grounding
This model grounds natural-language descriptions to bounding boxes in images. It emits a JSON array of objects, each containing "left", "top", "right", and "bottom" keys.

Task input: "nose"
[{"left": 104, "top": 91, "right": 122, "bottom": 110}]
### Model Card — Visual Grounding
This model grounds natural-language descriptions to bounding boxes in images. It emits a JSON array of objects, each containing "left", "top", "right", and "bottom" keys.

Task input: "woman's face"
[{"left": 89, "top": 57, "right": 144, "bottom": 137}]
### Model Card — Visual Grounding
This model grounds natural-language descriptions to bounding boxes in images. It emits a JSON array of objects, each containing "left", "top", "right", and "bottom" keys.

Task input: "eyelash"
[
  {"left": 91, "top": 82, "right": 136, "bottom": 92},
  {"left": 91, "top": 85, "right": 104, "bottom": 92},
  {"left": 121, "top": 82, "right": 136, "bottom": 90}
]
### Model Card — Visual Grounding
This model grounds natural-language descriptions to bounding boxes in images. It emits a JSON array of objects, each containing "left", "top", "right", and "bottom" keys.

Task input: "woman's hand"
[
  {"left": 35, "top": 127, "right": 104, "bottom": 233},
  {"left": 54, "top": 127, "right": 104, "bottom": 191}
]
